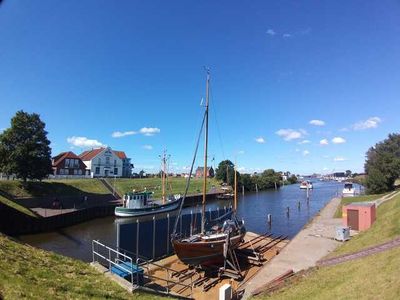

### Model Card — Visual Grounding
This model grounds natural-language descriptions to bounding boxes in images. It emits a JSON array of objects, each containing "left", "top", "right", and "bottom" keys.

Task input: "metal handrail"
[{"left": 92, "top": 240, "right": 193, "bottom": 297}]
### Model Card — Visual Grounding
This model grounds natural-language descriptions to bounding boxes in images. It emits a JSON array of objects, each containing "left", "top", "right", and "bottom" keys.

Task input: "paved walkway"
[{"left": 242, "top": 197, "right": 342, "bottom": 299}]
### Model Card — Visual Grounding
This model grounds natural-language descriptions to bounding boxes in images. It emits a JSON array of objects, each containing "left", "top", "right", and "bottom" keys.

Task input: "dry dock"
[
  {"left": 146, "top": 232, "right": 288, "bottom": 299},
  {"left": 92, "top": 231, "right": 289, "bottom": 299}
]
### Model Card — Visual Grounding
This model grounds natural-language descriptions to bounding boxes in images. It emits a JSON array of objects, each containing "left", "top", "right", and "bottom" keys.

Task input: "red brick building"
[
  {"left": 52, "top": 151, "right": 87, "bottom": 176},
  {"left": 195, "top": 166, "right": 214, "bottom": 178}
]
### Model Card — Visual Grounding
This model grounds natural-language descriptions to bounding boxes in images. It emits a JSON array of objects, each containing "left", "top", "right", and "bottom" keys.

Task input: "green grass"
[
  {"left": 109, "top": 177, "right": 220, "bottom": 199},
  {"left": 333, "top": 193, "right": 385, "bottom": 218},
  {"left": 0, "top": 234, "right": 166, "bottom": 299},
  {"left": 0, "top": 195, "right": 38, "bottom": 218},
  {"left": 256, "top": 247, "right": 400, "bottom": 300},
  {"left": 0, "top": 179, "right": 109, "bottom": 198},
  {"left": 332, "top": 192, "right": 400, "bottom": 256},
  {"left": 254, "top": 192, "right": 400, "bottom": 300}
]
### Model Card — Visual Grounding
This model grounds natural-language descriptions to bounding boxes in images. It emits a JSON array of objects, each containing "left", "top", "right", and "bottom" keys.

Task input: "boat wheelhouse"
[
  {"left": 342, "top": 182, "right": 355, "bottom": 197},
  {"left": 114, "top": 190, "right": 181, "bottom": 217},
  {"left": 300, "top": 180, "right": 313, "bottom": 189}
]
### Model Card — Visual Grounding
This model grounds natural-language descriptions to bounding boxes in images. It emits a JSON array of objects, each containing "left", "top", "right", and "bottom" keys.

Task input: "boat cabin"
[
  {"left": 123, "top": 191, "right": 153, "bottom": 209},
  {"left": 344, "top": 182, "right": 353, "bottom": 190}
]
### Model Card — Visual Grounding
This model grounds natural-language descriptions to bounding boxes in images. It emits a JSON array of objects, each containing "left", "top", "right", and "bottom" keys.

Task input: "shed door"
[{"left": 347, "top": 209, "right": 359, "bottom": 230}]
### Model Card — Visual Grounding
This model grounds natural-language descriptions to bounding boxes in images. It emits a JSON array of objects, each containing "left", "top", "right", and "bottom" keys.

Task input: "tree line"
[
  {"left": 1, "top": 111, "right": 399, "bottom": 195},
  {"left": 215, "top": 160, "right": 298, "bottom": 192}
]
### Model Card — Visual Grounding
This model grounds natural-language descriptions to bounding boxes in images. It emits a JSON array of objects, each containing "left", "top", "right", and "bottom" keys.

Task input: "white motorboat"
[
  {"left": 342, "top": 182, "right": 355, "bottom": 197},
  {"left": 300, "top": 180, "right": 313, "bottom": 189}
]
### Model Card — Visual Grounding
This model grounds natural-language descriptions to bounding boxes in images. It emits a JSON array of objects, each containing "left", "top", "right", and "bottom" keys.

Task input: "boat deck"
[{"left": 140, "top": 231, "right": 289, "bottom": 299}]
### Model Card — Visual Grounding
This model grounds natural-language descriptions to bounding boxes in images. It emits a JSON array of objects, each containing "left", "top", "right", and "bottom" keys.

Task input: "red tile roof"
[
  {"left": 52, "top": 151, "right": 81, "bottom": 166},
  {"left": 79, "top": 148, "right": 128, "bottom": 161},
  {"left": 79, "top": 148, "right": 105, "bottom": 161},
  {"left": 113, "top": 151, "right": 127, "bottom": 159}
]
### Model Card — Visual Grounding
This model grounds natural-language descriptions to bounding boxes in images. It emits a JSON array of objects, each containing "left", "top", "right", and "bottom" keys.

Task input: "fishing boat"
[
  {"left": 171, "top": 70, "right": 246, "bottom": 267},
  {"left": 115, "top": 191, "right": 181, "bottom": 217},
  {"left": 342, "top": 182, "right": 355, "bottom": 197},
  {"left": 299, "top": 180, "right": 313, "bottom": 189},
  {"left": 115, "top": 151, "right": 181, "bottom": 217}
]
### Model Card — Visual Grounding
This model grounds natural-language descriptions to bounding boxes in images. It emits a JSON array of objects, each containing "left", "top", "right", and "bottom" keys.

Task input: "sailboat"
[
  {"left": 171, "top": 70, "right": 246, "bottom": 266},
  {"left": 114, "top": 151, "right": 182, "bottom": 217}
]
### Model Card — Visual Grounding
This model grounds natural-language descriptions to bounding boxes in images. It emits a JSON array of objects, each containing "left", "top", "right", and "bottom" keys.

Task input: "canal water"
[{"left": 19, "top": 181, "right": 349, "bottom": 262}]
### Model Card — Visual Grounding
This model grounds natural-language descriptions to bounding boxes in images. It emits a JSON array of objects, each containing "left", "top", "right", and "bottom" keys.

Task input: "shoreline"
[{"left": 242, "top": 196, "right": 342, "bottom": 299}]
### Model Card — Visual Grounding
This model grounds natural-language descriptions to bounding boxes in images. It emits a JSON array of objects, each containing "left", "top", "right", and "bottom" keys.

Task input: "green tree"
[
  {"left": 215, "top": 160, "right": 235, "bottom": 185},
  {"left": 365, "top": 133, "right": 400, "bottom": 193},
  {"left": 240, "top": 173, "right": 254, "bottom": 191},
  {"left": 0, "top": 111, "right": 52, "bottom": 182},
  {"left": 287, "top": 174, "right": 298, "bottom": 184}
]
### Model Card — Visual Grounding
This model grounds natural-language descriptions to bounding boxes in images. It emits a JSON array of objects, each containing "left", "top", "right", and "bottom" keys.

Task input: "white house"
[{"left": 79, "top": 147, "right": 131, "bottom": 178}]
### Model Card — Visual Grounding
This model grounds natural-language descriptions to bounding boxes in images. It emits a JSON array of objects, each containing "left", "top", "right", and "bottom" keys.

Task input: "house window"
[
  {"left": 78, "top": 169, "right": 82, "bottom": 175},
  {"left": 106, "top": 156, "right": 110, "bottom": 165},
  {"left": 114, "top": 168, "right": 118, "bottom": 175},
  {"left": 74, "top": 159, "right": 79, "bottom": 168},
  {"left": 74, "top": 169, "right": 78, "bottom": 175},
  {"left": 95, "top": 167, "right": 100, "bottom": 175},
  {"left": 65, "top": 159, "right": 70, "bottom": 168}
]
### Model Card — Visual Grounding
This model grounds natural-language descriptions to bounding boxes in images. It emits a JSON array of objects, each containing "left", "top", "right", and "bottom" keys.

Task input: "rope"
[{"left": 171, "top": 110, "right": 206, "bottom": 237}]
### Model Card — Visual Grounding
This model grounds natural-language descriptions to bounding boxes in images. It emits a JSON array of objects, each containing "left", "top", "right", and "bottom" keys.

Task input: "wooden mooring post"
[
  {"left": 286, "top": 206, "right": 290, "bottom": 218},
  {"left": 267, "top": 214, "right": 272, "bottom": 229}
]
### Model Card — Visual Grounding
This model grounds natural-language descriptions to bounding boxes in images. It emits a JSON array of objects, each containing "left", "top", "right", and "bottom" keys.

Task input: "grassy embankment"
[
  {"left": 255, "top": 192, "right": 400, "bottom": 299},
  {"left": 109, "top": 177, "right": 220, "bottom": 199},
  {"left": 0, "top": 179, "right": 109, "bottom": 198},
  {"left": 333, "top": 193, "right": 385, "bottom": 218},
  {"left": 0, "top": 234, "right": 165, "bottom": 300},
  {"left": 0, "top": 179, "right": 110, "bottom": 217}
]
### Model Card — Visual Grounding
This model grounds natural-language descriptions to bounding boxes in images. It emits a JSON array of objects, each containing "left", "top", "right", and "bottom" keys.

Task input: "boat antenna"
[
  {"left": 171, "top": 101, "right": 207, "bottom": 237},
  {"left": 201, "top": 70, "right": 210, "bottom": 234}
]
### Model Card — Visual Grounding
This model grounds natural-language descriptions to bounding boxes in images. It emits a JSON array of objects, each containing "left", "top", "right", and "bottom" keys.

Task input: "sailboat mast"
[
  {"left": 201, "top": 71, "right": 210, "bottom": 234},
  {"left": 234, "top": 161, "right": 237, "bottom": 212},
  {"left": 162, "top": 150, "right": 166, "bottom": 204}
]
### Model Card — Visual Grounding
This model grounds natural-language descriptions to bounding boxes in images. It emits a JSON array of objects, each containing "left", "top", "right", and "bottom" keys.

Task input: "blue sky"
[{"left": 1, "top": 0, "right": 400, "bottom": 175}]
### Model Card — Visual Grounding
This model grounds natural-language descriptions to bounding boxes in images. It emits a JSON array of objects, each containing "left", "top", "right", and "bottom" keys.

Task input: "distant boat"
[
  {"left": 300, "top": 180, "right": 313, "bottom": 189},
  {"left": 342, "top": 182, "right": 355, "bottom": 197},
  {"left": 115, "top": 191, "right": 181, "bottom": 217}
]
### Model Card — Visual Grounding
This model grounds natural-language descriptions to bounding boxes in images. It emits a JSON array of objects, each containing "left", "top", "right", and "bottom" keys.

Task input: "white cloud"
[
  {"left": 266, "top": 29, "right": 276, "bottom": 36},
  {"left": 283, "top": 33, "right": 292, "bottom": 38},
  {"left": 334, "top": 156, "right": 347, "bottom": 162},
  {"left": 302, "top": 150, "right": 310, "bottom": 156},
  {"left": 111, "top": 130, "right": 136, "bottom": 138},
  {"left": 237, "top": 167, "right": 246, "bottom": 172},
  {"left": 323, "top": 167, "right": 329, "bottom": 171},
  {"left": 142, "top": 145, "right": 153, "bottom": 150},
  {"left": 255, "top": 137, "right": 266, "bottom": 144},
  {"left": 276, "top": 129, "right": 307, "bottom": 141},
  {"left": 238, "top": 150, "right": 245, "bottom": 155},
  {"left": 320, "top": 139, "right": 329, "bottom": 145},
  {"left": 139, "top": 127, "right": 160, "bottom": 136},
  {"left": 298, "top": 139, "right": 311, "bottom": 144},
  {"left": 295, "top": 148, "right": 300, "bottom": 152},
  {"left": 352, "top": 117, "right": 381, "bottom": 130},
  {"left": 332, "top": 137, "right": 346, "bottom": 144},
  {"left": 67, "top": 136, "right": 104, "bottom": 148},
  {"left": 309, "top": 119, "right": 325, "bottom": 126}
]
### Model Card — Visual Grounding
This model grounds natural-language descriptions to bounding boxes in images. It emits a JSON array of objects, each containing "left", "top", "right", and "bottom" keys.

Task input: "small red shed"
[{"left": 342, "top": 202, "right": 376, "bottom": 231}]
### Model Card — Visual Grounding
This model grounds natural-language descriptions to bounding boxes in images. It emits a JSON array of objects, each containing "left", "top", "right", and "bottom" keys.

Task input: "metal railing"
[{"left": 92, "top": 240, "right": 194, "bottom": 297}]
